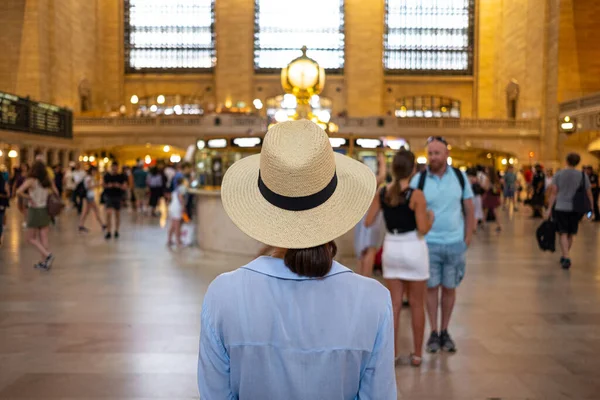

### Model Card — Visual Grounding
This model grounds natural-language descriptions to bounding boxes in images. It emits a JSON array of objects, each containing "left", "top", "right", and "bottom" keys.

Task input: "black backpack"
[
  {"left": 417, "top": 167, "right": 466, "bottom": 214},
  {"left": 572, "top": 171, "right": 591, "bottom": 215}
]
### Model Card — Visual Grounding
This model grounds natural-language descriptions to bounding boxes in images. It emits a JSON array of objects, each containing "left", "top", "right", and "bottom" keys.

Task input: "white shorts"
[{"left": 382, "top": 231, "right": 430, "bottom": 281}]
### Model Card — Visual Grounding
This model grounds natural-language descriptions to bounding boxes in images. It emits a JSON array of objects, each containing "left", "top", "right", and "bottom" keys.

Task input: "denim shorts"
[{"left": 427, "top": 241, "right": 467, "bottom": 289}]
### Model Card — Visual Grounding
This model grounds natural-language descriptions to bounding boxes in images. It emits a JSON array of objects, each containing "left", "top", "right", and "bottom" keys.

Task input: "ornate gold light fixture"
[
  {"left": 273, "top": 46, "right": 336, "bottom": 133},
  {"left": 281, "top": 46, "right": 325, "bottom": 118}
]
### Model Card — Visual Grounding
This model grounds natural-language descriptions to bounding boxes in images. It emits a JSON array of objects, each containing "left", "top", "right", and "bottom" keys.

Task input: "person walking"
[
  {"left": 12, "top": 164, "right": 29, "bottom": 227},
  {"left": 133, "top": 164, "right": 149, "bottom": 214},
  {"left": 54, "top": 165, "right": 64, "bottom": 198},
  {"left": 483, "top": 168, "right": 502, "bottom": 232},
  {"left": 78, "top": 166, "right": 106, "bottom": 233},
  {"left": 410, "top": 137, "right": 475, "bottom": 353},
  {"left": 103, "top": 162, "right": 128, "bottom": 239},
  {"left": 166, "top": 176, "right": 187, "bottom": 248},
  {"left": 0, "top": 171, "right": 9, "bottom": 246},
  {"left": 71, "top": 163, "right": 87, "bottom": 215},
  {"left": 365, "top": 149, "right": 433, "bottom": 367},
  {"left": 147, "top": 167, "right": 165, "bottom": 217},
  {"left": 585, "top": 166, "right": 599, "bottom": 222},
  {"left": 354, "top": 153, "right": 386, "bottom": 276},
  {"left": 530, "top": 164, "right": 546, "bottom": 218},
  {"left": 16, "top": 161, "right": 58, "bottom": 270},
  {"left": 467, "top": 168, "right": 485, "bottom": 228},
  {"left": 546, "top": 153, "right": 594, "bottom": 269},
  {"left": 198, "top": 120, "right": 396, "bottom": 399},
  {"left": 502, "top": 165, "right": 518, "bottom": 211}
]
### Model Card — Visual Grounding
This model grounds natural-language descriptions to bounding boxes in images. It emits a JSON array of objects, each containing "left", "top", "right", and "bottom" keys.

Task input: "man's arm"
[{"left": 545, "top": 184, "right": 557, "bottom": 219}]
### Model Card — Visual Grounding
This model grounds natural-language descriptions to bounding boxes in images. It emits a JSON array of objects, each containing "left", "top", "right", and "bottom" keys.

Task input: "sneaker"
[
  {"left": 105, "top": 232, "right": 112, "bottom": 240},
  {"left": 114, "top": 231, "right": 120, "bottom": 239},
  {"left": 440, "top": 330, "right": 457, "bottom": 353},
  {"left": 44, "top": 254, "right": 55, "bottom": 270},
  {"left": 34, "top": 262, "right": 45, "bottom": 269},
  {"left": 426, "top": 331, "right": 441, "bottom": 353},
  {"left": 78, "top": 226, "right": 89, "bottom": 233},
  {"left": 561, "top": 258, "right": 571, "bottom": 270}
]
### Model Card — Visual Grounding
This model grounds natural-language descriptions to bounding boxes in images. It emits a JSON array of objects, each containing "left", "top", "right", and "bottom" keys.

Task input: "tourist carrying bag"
[
  {"left": 47, "top": 193, "right": 65, "bottom": 217},
  {"left": 572, "top": 171, "right": 591, "bottom": 215}
]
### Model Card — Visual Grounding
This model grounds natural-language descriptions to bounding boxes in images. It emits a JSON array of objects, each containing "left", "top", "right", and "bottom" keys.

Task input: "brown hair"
[
  {"left": 284, "top": 241, "right": 337, "bottom": 278},
  {"left": 566, "top": 152, "right": 581, "bottom": 167},
  {"left": 385, "top": 149, "right": 415, "bottom": 207},
  {"left": 29, "top": 161, "right": 51, "bottom": 188}
]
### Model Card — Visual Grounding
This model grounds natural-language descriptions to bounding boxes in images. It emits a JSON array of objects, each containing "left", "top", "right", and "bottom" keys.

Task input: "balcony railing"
[
  {"left": 560, "top": 92, "right": 600, "bottom": 114},
  {"left": 75, "top": 115, "right": 540, "bottom": 131}
]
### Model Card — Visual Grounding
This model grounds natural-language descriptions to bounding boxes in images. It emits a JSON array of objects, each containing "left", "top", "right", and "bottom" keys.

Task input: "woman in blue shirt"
[{"left": 198, "top": 120, "right": 396, "bottom": 399}]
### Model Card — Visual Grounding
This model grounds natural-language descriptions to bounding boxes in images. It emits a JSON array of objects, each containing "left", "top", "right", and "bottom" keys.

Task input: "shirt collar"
[
  {"left": 425, "top": 165, "right": 451, "bottom": 178},
  {"left": 242, "top": 256, "right": 353, "bottom": 281}
]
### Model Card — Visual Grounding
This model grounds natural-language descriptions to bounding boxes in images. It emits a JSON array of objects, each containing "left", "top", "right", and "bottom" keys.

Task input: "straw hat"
[{"left": 221, "top": 120, "right": 376, "bottom": 249}]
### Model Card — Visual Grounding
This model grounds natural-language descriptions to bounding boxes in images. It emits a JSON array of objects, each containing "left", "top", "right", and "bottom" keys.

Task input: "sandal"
[{"left": 409, "top": 353, "right": 423, "bottom": 367}]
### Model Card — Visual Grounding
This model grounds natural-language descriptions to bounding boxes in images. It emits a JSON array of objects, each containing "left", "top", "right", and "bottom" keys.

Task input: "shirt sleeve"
[
  {"left": 357, "top": 297, "right": 397, "bottom": 400},
  {"left": 198, "top": 292, "right": 234, "bottom": 400},
  {"left": 461, "top": 171, "right": 474, "bottom": 200}
]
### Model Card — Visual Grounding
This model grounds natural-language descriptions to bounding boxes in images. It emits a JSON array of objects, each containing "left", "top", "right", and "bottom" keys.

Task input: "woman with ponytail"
[{"left": 365, "top": 149, "right": 434, "bottom": 367}]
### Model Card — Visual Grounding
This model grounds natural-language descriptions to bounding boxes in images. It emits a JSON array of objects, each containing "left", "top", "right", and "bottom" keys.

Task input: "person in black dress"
[
  {"left": 585, "top": 166, "right": 599, "bottom": 222},
  {"left": 530, "top": 164, "right": 546, "bottom": 218}
]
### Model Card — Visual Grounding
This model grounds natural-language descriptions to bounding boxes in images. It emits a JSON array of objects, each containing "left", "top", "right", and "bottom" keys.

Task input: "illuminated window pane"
[
  {"left": 385, "top": 0, "right": 474, "bottom": 74},
  {"left": 255, "top": 0, "right": 344, "bottom": 70},
  {"left": 395, "top": 96, "right": 461, "bottom": 118},
  {"left": 124, "top": 0, "right": 215, "bottom": 72}
]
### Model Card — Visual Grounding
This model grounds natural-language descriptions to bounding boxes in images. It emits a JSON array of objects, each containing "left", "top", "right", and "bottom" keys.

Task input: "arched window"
[
  {"left": 395, "top": 96, "right": 461, "bottom": 118},
  {"left": 254, "top": 0, "right": 345, "bottom": 71},
  {"left": 385, "top": 0, "right": 474, "bottom": 75},
  {"left": 124, "top": 0, "right": 215, "bottom": 72}
]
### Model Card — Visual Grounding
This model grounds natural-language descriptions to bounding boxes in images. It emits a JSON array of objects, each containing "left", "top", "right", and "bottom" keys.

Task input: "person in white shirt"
[
  {"left": 78, "top": 166, "right": 106, "bottom": 233},
  {"left": 71, "top": 163, "right": 87, "bottom": 214}
]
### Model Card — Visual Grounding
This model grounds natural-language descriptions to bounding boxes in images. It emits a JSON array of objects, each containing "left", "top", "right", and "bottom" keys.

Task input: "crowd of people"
[
  {"left": 0, "top": 157, "right": 196, "bottom": 267},
  {"left": 197, "top": 121, "right": 599, "bottom": 398}
]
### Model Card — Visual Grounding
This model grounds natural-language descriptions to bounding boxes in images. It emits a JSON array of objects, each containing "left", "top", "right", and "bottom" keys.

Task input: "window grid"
[
  {"left": 124, "top": 0, "right": 215, "bottom": 73},
  {"left": 384, "top": 0, "right": 475, "bottom": 75},
  {"left": 395, "top": 95, "right": 461, "bottom": 118},
  {"left": 254, "top": 0, "right": 345, "bottom": 72}
]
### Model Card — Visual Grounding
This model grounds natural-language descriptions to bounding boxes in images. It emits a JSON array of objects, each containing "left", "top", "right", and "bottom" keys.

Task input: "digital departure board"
[{"left": 0, "top": 92, "right": 73, "bottom": 138}]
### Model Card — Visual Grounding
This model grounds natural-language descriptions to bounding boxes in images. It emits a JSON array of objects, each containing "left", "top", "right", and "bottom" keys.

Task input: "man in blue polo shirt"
[{"left": 410, "top": 137, "right": 475, "bottom": 354}]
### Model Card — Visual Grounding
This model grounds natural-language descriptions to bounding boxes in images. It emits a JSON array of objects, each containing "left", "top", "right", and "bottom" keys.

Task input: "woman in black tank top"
[{"left": 365, "top": 149, "right": 434, "bottom": 367}]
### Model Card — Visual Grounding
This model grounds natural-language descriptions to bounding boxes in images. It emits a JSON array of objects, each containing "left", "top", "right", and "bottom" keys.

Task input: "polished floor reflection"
[{"left": 1, "top": 207, "right": 600, "bottom": 399}]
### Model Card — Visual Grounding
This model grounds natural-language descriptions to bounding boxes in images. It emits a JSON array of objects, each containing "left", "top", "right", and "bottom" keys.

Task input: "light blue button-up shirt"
[
  {"left": 198, "top": 256, "right": 396, "bottom": 400},
  {"left": 410, "top": 166, "right": 474, "bottom": 245}
]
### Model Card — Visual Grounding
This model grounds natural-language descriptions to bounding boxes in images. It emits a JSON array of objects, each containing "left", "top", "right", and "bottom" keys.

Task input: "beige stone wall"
[
  {"left": 0, "top": 0, "right": 99, "bottom": 111},
  {"left": 477, "top": 0, "right": 547, "bottom": 120},
  {"left": 214, "top": 0, "right": 255, "bottom": 107},
  {"left": 558, "top": 0, "right": 600, "bottom": 102},
  {"left": 344, "top": 0, "right": 384, "bottom": 117}
]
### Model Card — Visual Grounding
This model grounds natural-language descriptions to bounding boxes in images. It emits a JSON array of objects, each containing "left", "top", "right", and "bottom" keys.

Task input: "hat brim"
[{"left": 221, "top": 153, "right": 376, "bottom": 249}]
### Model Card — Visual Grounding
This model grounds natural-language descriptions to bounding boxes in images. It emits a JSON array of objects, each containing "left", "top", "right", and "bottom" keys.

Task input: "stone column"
[
  {"left": 26, "top": 146, "right": 35, "bottom": 166},
  {"left": 61, "top": 149, "right": 69, "bottom": 168},
  {"left": 214, "top": 0, "right": 254, "bottom": 107},
  {"left": 345, "top": 0, "right": 385, "bottom": 117},
  {"left": 540, "top": 0, "right": 560, "bottom": 165}
]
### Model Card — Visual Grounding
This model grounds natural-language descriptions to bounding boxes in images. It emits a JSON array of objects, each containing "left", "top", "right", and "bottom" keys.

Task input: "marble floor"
[{"left": 1, "top": 206, "right": 600, "bottom": 399}]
